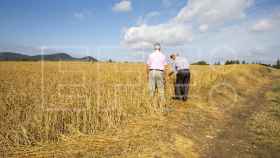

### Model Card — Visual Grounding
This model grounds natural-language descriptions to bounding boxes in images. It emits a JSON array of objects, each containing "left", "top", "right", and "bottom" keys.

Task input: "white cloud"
[
  {"left": 199, "top": 24, "right": 209, "bottom": 32},
  {"left": 175, "top": 0, "right": 254, "bottom": 24},
  {"left": 146, "top": 11, "right": 161, "bottom": 18},
  {"left": 122, "top": 0, "right": 255, "bottom": 49},
  {"left": 113, "top": 0, "right": 132, "bottom": 12},
  {"left": 250, "top": 10, "right": 280, "bottom": 32},
  {"left": 251, "top": 19, "right": 273, "bottom": 32},
  {"left": 122, "top": 23, "right": 192, "bottom": 49},
  {"left": 137, "top": 11, "right": 161, "bottom": 25}
]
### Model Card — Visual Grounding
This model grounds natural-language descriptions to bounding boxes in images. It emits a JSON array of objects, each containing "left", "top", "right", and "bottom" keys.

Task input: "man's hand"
[
  {"left": 146, "top": 65, "right": 150, "bottom": 81},
  {"left": 168, "top": 72, "right": 174, "bottom": 77}
]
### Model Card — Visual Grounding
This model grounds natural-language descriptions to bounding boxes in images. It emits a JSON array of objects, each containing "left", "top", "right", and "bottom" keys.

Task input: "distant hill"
[
  {"left": 31, "top": 53, "right": 75, "bottom": 61},
  {"left": 0, "top": 52, "right": 98, "bottom": 61},
  {"left": 0, "top": 52, "right": 31, "bottom": 61},
  {"left": 80, "top": 56, "right": 98, "bottom": 61}
]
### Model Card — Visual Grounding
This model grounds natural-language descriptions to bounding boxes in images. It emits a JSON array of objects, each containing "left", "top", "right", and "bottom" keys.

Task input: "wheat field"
[{"left": 0, "top": 62, "right": 279, "bottom": 157}]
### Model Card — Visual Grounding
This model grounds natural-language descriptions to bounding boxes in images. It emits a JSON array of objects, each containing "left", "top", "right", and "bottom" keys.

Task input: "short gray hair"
[{"left": 154, "top": 43, "right": 161, "bottom": 50}]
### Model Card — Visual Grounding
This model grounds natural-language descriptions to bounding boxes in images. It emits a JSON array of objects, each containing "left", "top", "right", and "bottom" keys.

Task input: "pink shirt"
[{"left": 147, "top": 50, "right": 167, "bottom": 70}]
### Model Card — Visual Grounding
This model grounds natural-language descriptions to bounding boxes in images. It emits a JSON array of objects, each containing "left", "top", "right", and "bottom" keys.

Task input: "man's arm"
[
  {"left": 168, "top": 71, "right": 174, "bottom": 77},
  {"left": 146, "top": 55, "right": 151, "bottom": 81},
  {"left": 146, "top": 65, "right": 150, "bottom": 81},
  {"left": 168, "top": 62, "right": 176, "bottom": 77},
  {"left": 162, "top": 65, "right": 168, "bottom": 88}
]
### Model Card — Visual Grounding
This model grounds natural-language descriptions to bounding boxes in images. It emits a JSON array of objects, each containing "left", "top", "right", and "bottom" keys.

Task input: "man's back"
[
  {"left": 146, "top": 48, "right": 167, "bottom": 99},
  {"left": 147, "top": 50, "right": 167, "bottom": 70},
  {"left": 173, "top": 56, "right": 189, "bottom": 71}
]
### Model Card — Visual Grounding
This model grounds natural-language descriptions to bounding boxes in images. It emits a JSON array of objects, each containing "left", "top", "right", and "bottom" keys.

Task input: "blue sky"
[{"left": 0, "top": 0, "right": 279, "bottom": 63}]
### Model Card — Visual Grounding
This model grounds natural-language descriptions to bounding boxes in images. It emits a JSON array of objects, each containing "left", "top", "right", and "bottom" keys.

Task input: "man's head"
[
  {"left": 154, "top": 43, "right": 161, "bottom": 51},
  {"left": 170, "top": 53, "right": 177, "bottom": 60}
]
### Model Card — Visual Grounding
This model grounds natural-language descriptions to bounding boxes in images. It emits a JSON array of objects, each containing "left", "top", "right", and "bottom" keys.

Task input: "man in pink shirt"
[{"left": 146, "top": 43, "right": 168, "bottom": 99}]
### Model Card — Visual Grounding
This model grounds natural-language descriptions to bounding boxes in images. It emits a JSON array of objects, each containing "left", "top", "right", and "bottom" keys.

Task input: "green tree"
[
  {"left": 274, "top": 59, "right": 280, "bottom": 69},
  {"left": 214, "top": 61, "right": 221, "bottom": 65},
  {"left": 191, "top": 61, "right": 209, "bottom": 65},
  {"left": 224, "top": 60, "right": 229, "bottom": 65}
]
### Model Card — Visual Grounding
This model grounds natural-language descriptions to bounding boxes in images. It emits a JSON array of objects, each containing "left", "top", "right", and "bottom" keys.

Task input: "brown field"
[{"left": 0, "top": 62, "right": 279, "bottom": 158}]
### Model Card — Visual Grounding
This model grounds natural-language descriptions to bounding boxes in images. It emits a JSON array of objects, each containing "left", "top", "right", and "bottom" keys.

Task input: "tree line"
[{"left": 191, "top": 59, "right": 280, "bottom": 69}]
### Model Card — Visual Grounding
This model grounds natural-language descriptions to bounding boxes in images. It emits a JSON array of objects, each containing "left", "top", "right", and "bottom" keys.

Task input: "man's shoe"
[
  {"left": 182, "top": 96, "right": 187, "bottom": 101},
  {"left": 172, "top": 96, "right": 180, "bottom": 100}
]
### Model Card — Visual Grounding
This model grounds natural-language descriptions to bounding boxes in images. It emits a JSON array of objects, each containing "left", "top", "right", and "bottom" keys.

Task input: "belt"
[
  {"left": 150, "top": 69, "right": 164, "bottom": 72},
  {"left": 178, "top": 69, "right": 189, "bottom": 71}
]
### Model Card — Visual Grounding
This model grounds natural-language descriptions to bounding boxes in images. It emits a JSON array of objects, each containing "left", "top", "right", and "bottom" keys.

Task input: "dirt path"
[
  {"left": 200, "top": 85, "right": 270, "bottom": 158},
  {"left": 191, "top": 76, "right": 280, "bottom": 158}
]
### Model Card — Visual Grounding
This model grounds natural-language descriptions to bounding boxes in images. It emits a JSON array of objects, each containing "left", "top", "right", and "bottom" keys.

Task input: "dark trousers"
[{"left": 175, "top": 69, "right": 190, "bottom": 100}]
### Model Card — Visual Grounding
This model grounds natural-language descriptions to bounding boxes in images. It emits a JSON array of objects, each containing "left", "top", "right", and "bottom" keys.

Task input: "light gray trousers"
[{"left": 149, "top": 70, "right": 165, "bottom": 98}]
